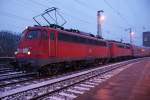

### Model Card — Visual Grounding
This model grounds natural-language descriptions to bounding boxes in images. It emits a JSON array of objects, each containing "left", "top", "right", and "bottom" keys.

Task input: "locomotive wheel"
[
  {"left": 73, "top": 63, "right": 80, "bottom": 70},
  {"left": 102, "top": 58, "right": 109, "bottom": 65},
  {"left": 50, "top": 65, "right": 59, "bottom": 75},
  {"left": 39, "top": 67, "right": 51, "bottom": 76},
  {"left": 39, "top": 64, "right": 60, "bottom": 76}
]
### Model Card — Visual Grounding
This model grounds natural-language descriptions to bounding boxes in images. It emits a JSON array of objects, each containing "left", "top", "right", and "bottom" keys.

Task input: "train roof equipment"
[{"left": 33, "top": 7, "right": 67, "bottom": 27}]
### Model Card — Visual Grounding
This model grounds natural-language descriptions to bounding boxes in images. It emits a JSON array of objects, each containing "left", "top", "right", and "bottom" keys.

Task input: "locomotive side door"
[{"left": 49, "top": 31, "right": 56, "bottom": 57}]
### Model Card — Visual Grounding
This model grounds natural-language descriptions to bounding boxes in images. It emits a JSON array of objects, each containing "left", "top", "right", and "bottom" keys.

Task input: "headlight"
[
  {"left": 14, "top": 51, "right": 18, "bottom": 55},
  {"left": 16, "top": 47, "right": 31, "bottom": 55},
  {"left": 27, "top": 51, "right": 31, "bottom": 55}
]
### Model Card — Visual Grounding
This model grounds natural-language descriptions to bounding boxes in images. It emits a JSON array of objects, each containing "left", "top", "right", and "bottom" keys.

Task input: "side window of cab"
[
  {"left": 50, "top": 32, "right": 55, "bottom": 40},
  {"left": 41, "top": 30, "right": 48, "bottom": 40}
]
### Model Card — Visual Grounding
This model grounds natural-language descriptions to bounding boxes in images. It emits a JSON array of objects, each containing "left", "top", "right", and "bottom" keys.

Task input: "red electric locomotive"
[
  {"left": 140, "top": 47, "right": 150, "bottom": 57},
  {"left": 14, "top": 25, "right": 150, "bottom": 74},
  {"left": 15, "top": 25, "right": 110, "bottom": 73},
  {"left": 132, "top": 45, "right": 143, "bottom": 57},
  {"left": 132, "top": 45, "right": 150, "bottom": 58},
  {"left": 108, "top": 41, "right": 132, "bottom": 61}
]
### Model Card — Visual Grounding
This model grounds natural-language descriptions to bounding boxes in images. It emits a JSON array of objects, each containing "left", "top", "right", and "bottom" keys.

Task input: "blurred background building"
[{"left": 143, "top": 31, "right": 150, "bottom": 47}]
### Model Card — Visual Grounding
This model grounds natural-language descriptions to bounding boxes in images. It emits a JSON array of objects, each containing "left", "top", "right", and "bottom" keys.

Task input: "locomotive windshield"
[{"left": 26, "top": 30, "right": 40, "bottom": 39}]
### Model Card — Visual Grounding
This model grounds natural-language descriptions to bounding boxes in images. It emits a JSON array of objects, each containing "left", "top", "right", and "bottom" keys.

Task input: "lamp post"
[
  {"left": 97, "top": 10, "right": 105, "bottom": 38},
  {"left": 125, "top": 28, "right": 134, "bottom": 44}
]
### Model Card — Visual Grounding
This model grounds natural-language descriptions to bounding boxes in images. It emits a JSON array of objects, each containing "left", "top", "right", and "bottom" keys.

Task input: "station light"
[
  {"left": 100, "top": 15, "right": 105, "bottom": 21},
  {"left": 131, "top": 32, "right": 135, "bottom": 36}
]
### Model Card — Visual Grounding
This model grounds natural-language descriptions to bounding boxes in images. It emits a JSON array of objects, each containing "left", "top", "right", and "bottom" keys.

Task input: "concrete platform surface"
[{"left": 75, "top": 58, "right": 150, "bottom": 100}]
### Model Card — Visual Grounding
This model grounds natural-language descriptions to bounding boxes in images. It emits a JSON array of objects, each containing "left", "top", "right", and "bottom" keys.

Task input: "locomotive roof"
[
  {"left": 27, "top": 25, "right": 107, "bottom": 42},
  {"left": 107, "top": 40, "right": 131, "bottom": 46}
]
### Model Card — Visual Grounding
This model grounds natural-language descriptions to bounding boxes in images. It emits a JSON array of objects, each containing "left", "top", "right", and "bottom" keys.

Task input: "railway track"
[
  {"left": 0, "top": 63, "right": 18, "bottom": 76},
  {"left": 0, "top": 65, "right": 101, "bottom": 92},
  {"left": 0, "top": 72, "right": 36, "bottom": 81},
  {"left": 0, "top": 57, "right": 146, "bottom": 100},
  {"left": 0, "top": 57, "right": 16, "bottom": 74},
  {"left": 0, "top": 69, "right": 15, "bottom": 74},
  {"left": 0, "top": 71, "right": 38, "bottom": 93},
  {"left": 0, "top": 64, "right": 14, "bottom": 73},
  {"left": 0, "top": 60, "right": 106, "bottom": 92},
  {"left": 0, "top": 74, "right": 35, "bottom": 87}
]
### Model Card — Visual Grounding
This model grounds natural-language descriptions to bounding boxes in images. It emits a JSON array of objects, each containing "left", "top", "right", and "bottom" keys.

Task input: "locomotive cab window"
[
  {"left": 26, "top": 30, "right": 39, "bottom": 39},
  {"left": 50, "top": 32, "right": 55, "bottom": 40},
  {"left": 41, "top": 31, "right": 48, "bottom": 40}
]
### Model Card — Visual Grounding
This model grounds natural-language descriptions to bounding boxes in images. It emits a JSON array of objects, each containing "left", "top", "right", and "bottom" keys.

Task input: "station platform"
[{"left": 76, "top": 58, "right": 150, "bottom": 100}]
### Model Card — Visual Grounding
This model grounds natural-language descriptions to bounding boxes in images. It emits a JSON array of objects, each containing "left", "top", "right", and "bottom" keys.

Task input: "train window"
[
  {"left": 74, "top": 36, "right": 80, "bottom": 43},
  {"left": 58, "top": 32, "right": 68, "bottom": 41},
  {"left": 72, "top": 35, "right": 78, "bottom": 42},
  {"left": 97, "top": 40, "right": 106, "bottom": 46},
  {"left": 68, "top": 34, "right": 73, "bottom": 42},
  {"left": 125, "top": 45, "right": 131, "bottom": 49},
  {"left": 58, "top": 32, "right": 78, "bottom": 42},
  {"left": 80, "top": 37, "right": 84, "bottom": 43},
  {"left": 26, "top": 30, "right": 39, "bottom": 39},
  {"left": 85, "top": 38, "right": 88, "bottom": 44},
  {"left": 58, "top": 32, "right": 107, "bottom": 46},
  {"left": 50, "top": 32, "right": 55, "bottom": 40},
  {"left": 108, "top": 43, "right": 112, "bottom": 47},
  {"left": 83, "top": 38, "right": 106, "bottom": 46},
  {"left": 117, "top": 44, "right": 124, "bottom": 48},
  {"left": 41, "top": 31, "right": 48, "bottom": 40},
  {"left": 91, "top": 40, "right": 95, "bottom": 45},
  {"left": 87, "top": 39, "right": 91, "bottom": 44},
  {"left": 83, "top": 38, "right": 87, "bottom": 44},
  {"left": 58, "top": 33, "right": 63, "bottom": 41},
  {"left": 94, "top": 40, "right": 97, "bottom": 45}
]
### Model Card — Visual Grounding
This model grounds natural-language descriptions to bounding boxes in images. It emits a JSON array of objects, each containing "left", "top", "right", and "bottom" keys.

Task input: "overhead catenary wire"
[
  {"left": 50, "top": 0, "right": 95, "bottom": 19},
  {"left": 103, "top": 0, "right": 131, "bottom": 26},
  {"left": 0, "top": 23, "right": 25, "bottom": 32},
  {"left": 0, "top": 11, "right": 32, "bottom": 23},
  {"left": 72, "top": 0, "right": 131, "bottom": 27},
  {"left": 73, "top": 0, "right": 97, "bottom": 11},
  {"left": 1, "top": 0, "right": 94, "bottom": 27},
  {"left": 60, "top": 11, "right": 93, "bottom": 24},
  {"left": 72, "top": 0, "right": 132, "bottom": 34},
  {"left": 29, "top": 0, "right": 95, "bottom": 25},
  {"left": 30, "top": 0, "right": 49, "bottom": 8},
  {"left": 14, "top": 0, "right": 41, "bottom": 13}
]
